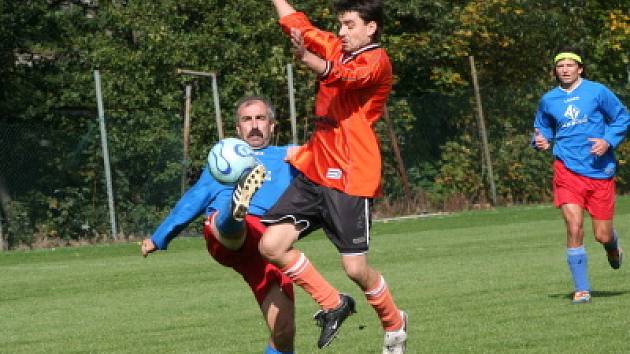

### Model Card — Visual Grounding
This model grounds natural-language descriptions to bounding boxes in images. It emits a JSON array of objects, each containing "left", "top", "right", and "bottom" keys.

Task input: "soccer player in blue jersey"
[
  {"left": 141, "top": 96, "right": 298, "bottom": 354},
  {"left": 533, "top": 46, "right": 630, "bottom": 304}
]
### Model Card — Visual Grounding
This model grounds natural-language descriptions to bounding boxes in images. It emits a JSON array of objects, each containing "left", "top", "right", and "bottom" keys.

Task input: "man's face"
[
  {"left": 337, "top": 11, "right": 376, "bottom": 53},
  {"left": 555, "top": 59, "right": 582, "bottom": 88},
  {"left": 236, "top": 100, "right": 275, "bottom": 149}
]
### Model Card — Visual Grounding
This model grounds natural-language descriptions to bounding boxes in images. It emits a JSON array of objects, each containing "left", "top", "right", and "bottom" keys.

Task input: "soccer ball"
[{"left": 207, "top": 138, "right": 257, "bottom": 184}]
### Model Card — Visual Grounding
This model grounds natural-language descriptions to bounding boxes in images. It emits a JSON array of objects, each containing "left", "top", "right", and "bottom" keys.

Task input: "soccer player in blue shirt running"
[
  {"left": 141, "top": 96, "right": 298, "bottom": 354},
  {"left": 533, "top": 46, "right": 630, "bottom": 304}
]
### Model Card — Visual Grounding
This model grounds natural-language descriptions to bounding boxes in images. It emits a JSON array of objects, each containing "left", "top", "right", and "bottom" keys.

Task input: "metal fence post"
[
  {"left": 93, "top": 70, "right": 118, "bottom": 240},
  {"left": 469, "top": 56, "right": 497, "bottom": 206}
]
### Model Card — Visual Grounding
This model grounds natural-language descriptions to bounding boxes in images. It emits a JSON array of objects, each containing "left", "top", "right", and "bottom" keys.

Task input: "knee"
[
  {"left": 258, "top": 235, "right": 281, "bottom": 262},
  {"left": 259, "top": 225, "right": 297, "bottom": 263},
  {"left": 566, "top": 223, "right": 583, "bottom": 239},
  {"left": 594, "top": 231, "right": 611, "bottom": 244},
  {"left": 342, "top": 262, "right": 367, "bottom": 284}
]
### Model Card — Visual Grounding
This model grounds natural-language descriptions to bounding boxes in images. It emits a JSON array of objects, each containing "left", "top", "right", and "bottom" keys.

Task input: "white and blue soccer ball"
[{"left": 207, "top": 138, "right": 257, "bottom": 184}]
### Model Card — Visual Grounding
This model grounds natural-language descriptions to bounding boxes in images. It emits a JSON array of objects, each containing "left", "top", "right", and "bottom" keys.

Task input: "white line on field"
[{"left": 374, "top": 212, "right": 450, "bottom": 223}]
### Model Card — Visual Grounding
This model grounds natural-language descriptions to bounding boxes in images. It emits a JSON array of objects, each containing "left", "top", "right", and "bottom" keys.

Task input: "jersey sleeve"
[
  {"left": 532, "top": 98, "right": 555, "bottom": 148},
  {"left": 278, "top": 12, "right": 339, "bottom": 60},
  {"left": 319, "top": 51, "right": 391, "bottom": 91},
  {"left": 599, "top": 85, "right": 630, "bottom": 149},
  {"left": 150, "top": 169, "right": 226, "bottom": 250}
]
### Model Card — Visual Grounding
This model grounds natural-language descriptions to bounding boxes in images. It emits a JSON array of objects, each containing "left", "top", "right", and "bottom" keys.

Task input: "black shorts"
[{"left": 262, "top": 173, "right": 372, "bottom": 254}]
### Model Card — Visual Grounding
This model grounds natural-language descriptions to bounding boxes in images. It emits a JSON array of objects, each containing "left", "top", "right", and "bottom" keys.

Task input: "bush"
[
  {"left": 6, "top": 200, "right": 35, "bottom": 248},
  {"left": 434, "top": 137, "right": 485, "bottom": 206}
]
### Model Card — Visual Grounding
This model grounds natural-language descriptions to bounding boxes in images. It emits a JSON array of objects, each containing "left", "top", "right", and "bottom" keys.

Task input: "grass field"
[{"left": 2, "top": 197, "right": 630, "bottom": 353}]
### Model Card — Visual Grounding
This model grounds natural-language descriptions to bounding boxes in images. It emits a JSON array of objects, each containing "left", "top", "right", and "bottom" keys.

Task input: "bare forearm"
[
  {"left": 289, "top": 28, "right": 326, "bottom": 75},
  {"left": 301, "top": 51, "right": 327, "bottom": 76},
  {"left": 271, "top": 0, "right": 296, "bottom": 18}
]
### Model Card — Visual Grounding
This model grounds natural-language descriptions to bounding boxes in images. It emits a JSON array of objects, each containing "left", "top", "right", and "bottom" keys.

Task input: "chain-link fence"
[
  {"left": 2, "top": 76, "right": 627, "bottom": 250},
  {"left": 0, "top": 109, "right": 189, "bottom": 249}
]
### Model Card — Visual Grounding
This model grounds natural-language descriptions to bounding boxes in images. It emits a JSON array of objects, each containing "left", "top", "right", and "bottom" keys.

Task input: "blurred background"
[{"left": 1, "top": 0, "right": 628, "bottom": 248}]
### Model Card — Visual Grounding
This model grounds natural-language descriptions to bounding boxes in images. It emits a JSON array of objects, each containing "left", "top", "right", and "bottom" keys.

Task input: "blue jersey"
[
  {"left": 151, "top": 145, "right": 297, "bottom": 250},
  {"left": 534, "top": 79, "right": 630, "bottom": 179}
]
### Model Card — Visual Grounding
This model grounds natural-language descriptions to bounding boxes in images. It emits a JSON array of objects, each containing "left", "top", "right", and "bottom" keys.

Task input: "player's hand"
[
  {"left": 534, "top": 128, "right": 550, "bottom": 150},
  {"left": 588, "top": 138, "right": 609, "bottom": 157},
  {"left": 141, "top": 238, "right": 156, "bottom": 257},
  {"left": 290, "top": 28, "right": 305, "bottom": 60}
]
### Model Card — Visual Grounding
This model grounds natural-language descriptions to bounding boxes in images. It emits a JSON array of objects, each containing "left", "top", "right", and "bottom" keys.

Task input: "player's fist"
[
  {"left": 141, "top": 238, "right": 156, "bottom": 257},
  {"left": 588, "top": 138, "right": 609, "bottom": 156},
  {"left": 534, "top": 128, "right": 550, "bottom": 151},
  {"left": 290, "top": 28, "right": 305, "bottom": 60}
]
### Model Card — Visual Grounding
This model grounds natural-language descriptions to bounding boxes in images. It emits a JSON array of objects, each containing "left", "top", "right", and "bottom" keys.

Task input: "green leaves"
[{"left": 1, "top": 0, "right": 628, "bottom": 245}]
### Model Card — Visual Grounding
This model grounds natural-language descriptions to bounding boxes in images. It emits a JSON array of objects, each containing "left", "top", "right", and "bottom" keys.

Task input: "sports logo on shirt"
[
  {"left": 326, "top": 168, "right": 342, "bottom": 180},
  {"left": 564, "top": 96, "right": 580, "bottom": 103},
  {"left": 561, "top": 104, "right": 588, "bottom": 128}
]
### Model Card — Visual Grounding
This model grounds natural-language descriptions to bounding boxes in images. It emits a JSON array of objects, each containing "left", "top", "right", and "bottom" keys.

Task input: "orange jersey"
[{"left": 279, "top": 12, "right": 392, "bottom": 197}]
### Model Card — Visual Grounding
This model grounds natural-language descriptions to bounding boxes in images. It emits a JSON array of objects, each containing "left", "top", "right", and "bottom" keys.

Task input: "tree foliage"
[{"left": 1, "top": 0, "right": 628, "bottom": 246}]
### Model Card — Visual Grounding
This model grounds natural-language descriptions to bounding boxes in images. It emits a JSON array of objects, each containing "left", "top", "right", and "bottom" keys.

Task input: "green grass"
[{"left": 3, "top": 197, "right": 630, "bottom": 353}]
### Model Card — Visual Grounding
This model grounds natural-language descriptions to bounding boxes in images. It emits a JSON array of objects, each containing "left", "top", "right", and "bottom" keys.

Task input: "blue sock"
[
  {"left": 603, "top": 230, "right": 619, "bottom": 252},
  {"left": 214, "top": 197, "right": 244, "bottom": 235},
  {"left": 567, "top": 246, "right": 590, "bottom": 292},
  {"left": 264, "top": 344, "right": 294, "bottom": 354}
]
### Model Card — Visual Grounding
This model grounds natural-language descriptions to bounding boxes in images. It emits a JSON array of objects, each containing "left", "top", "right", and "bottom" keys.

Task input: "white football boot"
[
  {"left": 232, "top": 164, "right": 266, "bottom": 221},
  {"left": 382, "top": 310, "right": 408, "bottom": 354}
]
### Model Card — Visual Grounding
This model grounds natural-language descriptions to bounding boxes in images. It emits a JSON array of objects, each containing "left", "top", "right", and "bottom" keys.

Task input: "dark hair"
[
  {"left": 333, "top": 0, "right": 384, "bottom": 41},
  {"left": 553, "top": 45, "right": 586, "bottom": 79},
  {"left": 233, "top": 95, "right": 276, "bottom": 122}
]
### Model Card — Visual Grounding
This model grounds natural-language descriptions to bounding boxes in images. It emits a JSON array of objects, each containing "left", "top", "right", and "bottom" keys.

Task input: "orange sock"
[
  {"left": 282, "top": 252, "right": 341, "bottom": 310},
  {"left": 365, "top": 274, "right": 403, "bottom": 331}
]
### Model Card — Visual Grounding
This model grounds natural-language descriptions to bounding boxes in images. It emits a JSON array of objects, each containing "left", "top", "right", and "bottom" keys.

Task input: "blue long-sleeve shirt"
[
  {"left": 150, "top": 145, "right": 297, "bottom": 250},
  {"left": 533, "top": 79, "right": 630, "bottom": 178}
]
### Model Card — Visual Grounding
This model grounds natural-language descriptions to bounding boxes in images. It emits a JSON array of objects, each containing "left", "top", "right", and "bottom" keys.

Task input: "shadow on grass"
[{"left": 548, "top": 290, "right": 630, "bottom": 300}]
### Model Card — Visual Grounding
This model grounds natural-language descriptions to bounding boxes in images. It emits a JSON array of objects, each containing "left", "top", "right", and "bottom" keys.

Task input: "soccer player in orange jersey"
[{"left": 259, "top": 1, "right": 407, "bottom": 352}]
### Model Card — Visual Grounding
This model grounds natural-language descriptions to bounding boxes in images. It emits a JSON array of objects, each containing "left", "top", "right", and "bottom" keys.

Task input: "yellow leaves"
[
  {"left": 608, "top": 9, "right": 629, "bottom": 34},
  {"left": 454, "top": 0, "right": 522, "bottom": 49},
  {"left": 498, "top": 38, "right": 514, "bottom": 48},
  {"left": 603, "top": 9, "right": 629, "bottom": 53},
  {"left": 455, "top": 29, "right": 474, "bottom": 38},
  {"left": 430, "top": 67, "right": 467, "bottom": 87},
  {"left": 460, "top": 0, "right": 509, "bottom": 26}
]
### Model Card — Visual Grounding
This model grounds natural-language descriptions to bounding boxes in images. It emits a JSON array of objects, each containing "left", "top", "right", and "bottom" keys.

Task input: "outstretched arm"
[
  {"left": 270, "top": 0, "right": 296, "bottom": 18},
  {"left": 290, "top": 28, "right": 327, "bottom": 76},
  {"left": 142, "top": 169, "right": 225, "bottom": 256}
]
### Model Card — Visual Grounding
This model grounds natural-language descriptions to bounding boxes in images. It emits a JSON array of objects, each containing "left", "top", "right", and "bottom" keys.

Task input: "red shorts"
[
  {"left": 553, "top": 159, "right": 615, "bottom": 220},
  {"left": 203, "top": 214, "right": 294, "bottom": 305}
]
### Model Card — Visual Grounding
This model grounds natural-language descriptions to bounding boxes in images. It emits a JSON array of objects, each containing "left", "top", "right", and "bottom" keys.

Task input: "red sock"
[
  {"left": 365, "top": 274, "right": 403, "bottom": 331},
  {"left": 282, "top": 252, "right": 340, "bottom": 310}
]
